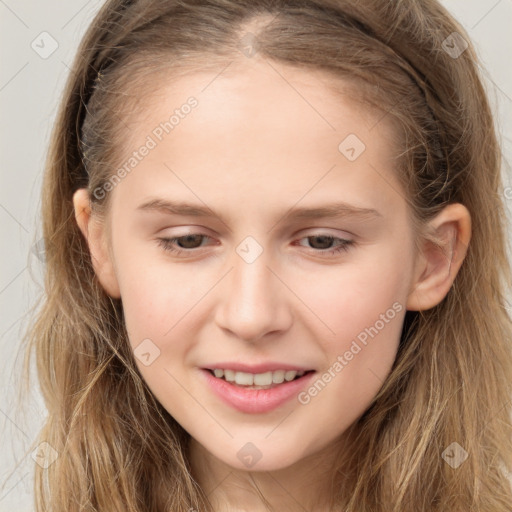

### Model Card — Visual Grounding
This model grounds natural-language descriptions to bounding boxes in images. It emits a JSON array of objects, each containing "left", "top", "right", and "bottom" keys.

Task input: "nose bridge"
[
  {"left": 215, "top": 235, "right": 291, "bottom": 341},
  {"left": 233, "top": 238, "right": 273, "bottom": 303}
]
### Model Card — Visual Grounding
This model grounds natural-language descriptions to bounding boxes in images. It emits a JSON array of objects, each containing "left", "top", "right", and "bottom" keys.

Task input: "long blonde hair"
[{"left": 23, "top": 0, "right": 512, "bottom": 510}]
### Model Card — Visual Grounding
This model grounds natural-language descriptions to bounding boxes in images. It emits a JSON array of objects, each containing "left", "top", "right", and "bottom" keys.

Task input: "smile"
[
  {"left": 201, "top": 368, "right": 317, "bottom": 413},
  {"left": 208, "top": 368, "right": 311, "bottom": 389}
]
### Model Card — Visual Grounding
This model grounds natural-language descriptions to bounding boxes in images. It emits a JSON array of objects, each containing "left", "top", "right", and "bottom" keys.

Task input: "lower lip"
[{"left": 200, "top": 369, "right": 316, "bottom": 414}]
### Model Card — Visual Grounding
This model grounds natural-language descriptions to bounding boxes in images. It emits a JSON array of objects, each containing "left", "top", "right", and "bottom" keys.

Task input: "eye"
[
  {"left": 157, "top": 232, "right": 354, "bottom": 258},
  {"left": 157, "top": 233, "right": 212, "bottom": 255},
  {"left": 294, "top": 234, "right": 354, "bottom": 256}
]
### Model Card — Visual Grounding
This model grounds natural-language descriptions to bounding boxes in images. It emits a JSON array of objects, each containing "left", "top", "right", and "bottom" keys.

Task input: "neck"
[{"left": 188, "top": 433, "right": 353, "bottom": 512}]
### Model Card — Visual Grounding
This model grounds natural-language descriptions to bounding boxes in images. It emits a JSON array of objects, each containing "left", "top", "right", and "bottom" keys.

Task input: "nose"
[{"left": 214, "top": 243, "right": 293, "bottom": 343}]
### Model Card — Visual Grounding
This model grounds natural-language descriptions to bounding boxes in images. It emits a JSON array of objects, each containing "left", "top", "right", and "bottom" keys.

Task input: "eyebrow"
[{"left": 136, "top": 198, "right": 382, "bottom": 224}]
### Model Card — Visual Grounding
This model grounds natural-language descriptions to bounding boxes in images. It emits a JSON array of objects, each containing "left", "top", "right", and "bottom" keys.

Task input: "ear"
[
  {"left": 72, "top": 189, "right": 121, "bottom": 298},
  {"left": 407, "top": 203, "right": 471, "bottom": 311}
]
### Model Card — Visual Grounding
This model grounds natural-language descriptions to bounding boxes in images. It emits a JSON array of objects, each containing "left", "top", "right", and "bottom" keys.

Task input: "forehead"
[{"left": 109, "top": 58, "right": 406, "bottom": 222}]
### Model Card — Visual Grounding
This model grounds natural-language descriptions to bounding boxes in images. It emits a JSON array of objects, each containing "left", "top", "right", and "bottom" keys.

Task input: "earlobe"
[
  {"left": 406, "top": 203, "right": 471, "bottom": 311},
  {"left": 72, "top": 189, "right": 121, "bottom": 299}
]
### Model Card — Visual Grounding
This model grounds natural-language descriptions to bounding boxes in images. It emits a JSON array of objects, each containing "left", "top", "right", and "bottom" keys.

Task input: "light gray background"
[{"left": 1, "top": 1, "right": 511, "bottom": 510}]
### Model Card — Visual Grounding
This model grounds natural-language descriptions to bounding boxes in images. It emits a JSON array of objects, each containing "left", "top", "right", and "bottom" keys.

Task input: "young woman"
[{"left": 25, "top": 0, "right": 512, "bottom": 510}]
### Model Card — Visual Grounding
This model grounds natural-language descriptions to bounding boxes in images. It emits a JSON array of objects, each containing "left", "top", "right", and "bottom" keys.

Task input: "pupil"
[
  {"left": 178, "top": 235, "right": 202, "bottom": 248},
  {"left": 310, "top": 235, "right": 333, "bottom": 249}
]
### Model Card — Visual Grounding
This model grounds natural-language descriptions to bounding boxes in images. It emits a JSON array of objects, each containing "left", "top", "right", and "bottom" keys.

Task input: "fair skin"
[{"left": 73, "top": 58, "right": 470, "bottom": 512}]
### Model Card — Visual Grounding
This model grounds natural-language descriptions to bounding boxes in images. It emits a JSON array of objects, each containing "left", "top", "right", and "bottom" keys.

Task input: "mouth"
[
  {"left": 200, "top": 367, "right": 318, "bottom": 414},
  {"left": 204, "top": 368, "right": 316, "bottom": 390}
]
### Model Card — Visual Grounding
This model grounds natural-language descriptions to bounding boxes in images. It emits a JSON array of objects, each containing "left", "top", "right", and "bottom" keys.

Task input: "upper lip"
[{"left": 202, "top": 362, "right": 315, "bottom": 373}]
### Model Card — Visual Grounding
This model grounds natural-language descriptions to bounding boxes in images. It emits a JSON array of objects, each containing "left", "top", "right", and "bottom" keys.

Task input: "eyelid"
[
  {"left": 159, "top": 226, "right": 354, "bottom": 239},
  {"left": 300, "top": 227, "right": 354, "bottom": 238},
  {"left": 158, "top": 225, "right": 216, "bottom": 236},
  {"left": 156, "top": 229, "right": 356, "bottom": 258}
]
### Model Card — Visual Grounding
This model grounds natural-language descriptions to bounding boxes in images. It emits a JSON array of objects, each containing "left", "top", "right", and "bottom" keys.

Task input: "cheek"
[
  {"left": 109, "top": 228, "right": 189, "bottom": 342},
  {"left": 296, "top": 241, "right": 411, "bottom": 342},
  {"left": 296, "top": 260, "right": 408, "bottom": 431},
  {"left": 291, "top": 244, "right": 409, "bottom": 405},
  {"left": 118, "top": 232, "right": 411, "bottom": 349},
  {"left": 119, "top": 261, "right": 200, "bottom": 347},
  {"left": 117, "top": 260, "right": 205, "bottom": 402}
]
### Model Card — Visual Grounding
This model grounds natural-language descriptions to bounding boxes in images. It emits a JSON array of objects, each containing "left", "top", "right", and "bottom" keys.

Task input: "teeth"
[
  {"left": 272, "top": 370, "right": 285, "bottom": 384},
  {"left": 210, "top": 368, "right": 307, "bottom": 386},
  {"left": 235, "top": 371, "right": 255, "bottom": 386},
  {"left": 224, "top": 369, "right": 236, "bottom": 382},
  {"left": 285, "top": 370, "right": 299, "bottom": 382}
]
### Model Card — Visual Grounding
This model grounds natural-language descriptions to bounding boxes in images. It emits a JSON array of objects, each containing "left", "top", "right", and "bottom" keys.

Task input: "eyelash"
[{"left": 156, "top": 233, "right": 354, "bottom": 258}]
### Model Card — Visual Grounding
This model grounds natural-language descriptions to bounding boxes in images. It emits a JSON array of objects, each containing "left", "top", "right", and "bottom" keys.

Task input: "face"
[{"left": 86, "top": 58, "right": 421, "bottom": 471}]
